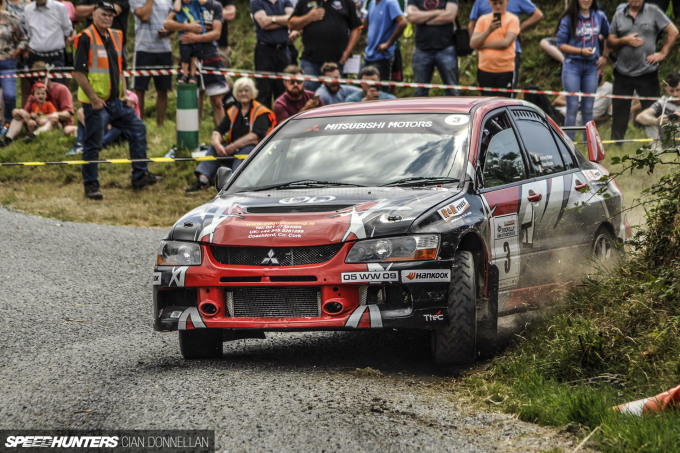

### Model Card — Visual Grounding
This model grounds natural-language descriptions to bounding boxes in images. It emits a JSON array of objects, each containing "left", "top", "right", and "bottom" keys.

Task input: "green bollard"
[{"left": 176, "top": 82, "right": 199, "bottom": 150}]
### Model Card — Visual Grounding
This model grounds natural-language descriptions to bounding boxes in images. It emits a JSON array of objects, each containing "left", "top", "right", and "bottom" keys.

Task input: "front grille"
[
  {"left": 211, "top": 244, "right": 343, "bottom": 266},
  {"left": 226, "top": 287, "right": 321, "bottom": 318}
]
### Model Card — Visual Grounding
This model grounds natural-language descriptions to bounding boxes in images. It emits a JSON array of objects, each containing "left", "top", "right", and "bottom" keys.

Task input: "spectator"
[
  {"left": 68, "top": 90, "right": 141, "bottom": 155},
  {"left": 164, "top": 0, "right": 229, "bottom": 127},
  {"left": 73, "top": 1, "right": 160, "bottom": 200},
  {"left": 6, "top": 0, "right": 31, "bottom": 109},
  {"left": 314, "top": 61, "right": 360, "bottom": 104},
  {"left": 468, "top": 0, "right": 543, "bottom": 95},
  {"left": 186, "top": 77, "right": 276, "bottom": 192},
  {"left": 23, "top": 0, "right": 74, "bottom": 86},
  {"left": 608, "top": 0, "right": 678, "bottom": 142},
  {"left": 130, "top": 0, "right": 173, "bottom": 127},
  {"left": 345, "top": 65, "right": 397, "bottom": 101},
  {"left": 76, "top": 0, "right": 131, "bottom": 65},
  {"left": 470, "top": 0, "right": 520, "bottom": 98},
  {"left": 0, "top": 0, "right": 28, "bottom": 132},
  {"left": 553, "top": 67, "right": 613, "bottom": 126},
  {"left": 540, "top": 36, "right": 564, "bottom": 63},
  {"left": 555, "top": 0, "right": 610, "bottom": 140},
  {"left": 173, "top": 0, "right": 211, "bottom": 83},
  {"left": 13, "top": 82, "right": 57, "bottom": 141},
  {"left": 635, "top": 71, "right": 680, "bottom": 145},
  {"left": 0, "top": 68, "right": 76, "bottom": 146},
  {"left": 214, "top": 0, "right": 234, "bottom": 68},
  {"left": 288, "top": 0, "right": 362, "bottom": 92},
  {"left": 363, "top": 0, "right": 407, "bottom": 87},
  {"left": 250, "top": 0, "right": 293, "bottom": 107},
  {"left": 406, "top": 0, "right": 459, "bottom": 96},
  {"left": 273, "top": 65, "right": 323, "bottom": 123}
]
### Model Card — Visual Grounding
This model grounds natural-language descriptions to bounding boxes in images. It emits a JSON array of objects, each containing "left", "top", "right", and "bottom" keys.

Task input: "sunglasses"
[{"left": 287, "top": 79, "right": 304, "bottom": 85}]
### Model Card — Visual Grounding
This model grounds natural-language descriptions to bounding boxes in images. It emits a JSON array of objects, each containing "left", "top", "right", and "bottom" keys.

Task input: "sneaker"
[
  {"left": 67, "top": 144, "right": 84, "bottom": 155},
  {"left": 185, "top": 179, "right": 210, "bottom": 193},
  {"left": 164, "top": 145, "right": 177, "bottom": 159},
  {"left": 0, "top": 123, "right": 8, "bottom": 137},
  {"left": 84, "top": 182, "right": 103, "bottom": 200},
  {"left": 132, "top": 172, "right": 162, "bottom": 189},
  {"left": 22, "top": 134, "right": 36, "bottom": 144}
]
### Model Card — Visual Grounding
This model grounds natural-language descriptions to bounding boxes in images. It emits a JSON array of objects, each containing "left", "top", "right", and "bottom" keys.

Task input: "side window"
[
  {"left": 552, "top": 130, "right": 576, "bottom": 169},
  {"left": 513, "top": 111, "right": 567, "bottom": 176},
  {"left": 480, "top": 114, "right": 526, "bottom": 188}
]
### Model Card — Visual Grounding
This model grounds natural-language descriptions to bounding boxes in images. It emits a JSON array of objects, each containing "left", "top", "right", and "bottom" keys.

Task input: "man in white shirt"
[
  {"left": 636, "top": 71, "right": 680, "bottom": 148},
  {"left": 24, "top": 0, "right": 74, "bottom": 85}
]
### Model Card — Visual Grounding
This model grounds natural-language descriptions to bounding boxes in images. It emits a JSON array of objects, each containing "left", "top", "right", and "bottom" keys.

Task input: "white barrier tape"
[{"left": 2, "top": 65, "right": 676, "bottom": 103}]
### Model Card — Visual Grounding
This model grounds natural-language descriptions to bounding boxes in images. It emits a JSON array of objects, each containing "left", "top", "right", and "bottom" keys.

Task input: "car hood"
[{"left": 169, "top": 187, "right": 462, "bottom": 246}]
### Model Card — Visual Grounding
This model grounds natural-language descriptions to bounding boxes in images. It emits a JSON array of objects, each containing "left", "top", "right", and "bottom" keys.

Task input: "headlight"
[
  {"left": 157, "top": 240, "right": 202, "bottom": 266},
  {"left": 345, "top": 235, "right": 439, "bottom": 263}
]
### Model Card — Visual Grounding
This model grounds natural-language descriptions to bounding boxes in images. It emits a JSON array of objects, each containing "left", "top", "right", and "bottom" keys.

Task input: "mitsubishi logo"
[{"left": 261, "top": 249, "right": 279, "bottom": 265}]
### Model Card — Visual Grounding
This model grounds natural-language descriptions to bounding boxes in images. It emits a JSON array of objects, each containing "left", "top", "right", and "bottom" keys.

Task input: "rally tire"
[
  {"left": 592, "top": 227, "right": 620, "bottom": 264},
  {"left": 179, "top": 329, "right": 223, "bottom": 359},
  {"left": 431, "top": 251, "right": 477, "bottom": 366}
]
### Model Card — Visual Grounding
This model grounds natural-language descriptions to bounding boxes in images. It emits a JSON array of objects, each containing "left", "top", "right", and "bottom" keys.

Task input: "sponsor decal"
[
  {"left": 437, "top": 198, "right": 470, "bottom": 222},
  {"left": 341, "top": 271, "right": 398, "bottom": 282},
  {"left": 444, "top": 114, "right": 469, "bottom": 126},
  {"left": 246, "top": 220, "right": 314, "bottom": 239},
  {"left": 279, "top": 196, "right": 335, "bottom": 204},
  {"left": 495, "top": 218, "right": 518, "bottom": 239},
  {"left": 152, "top": 272, "right": 161, "bottom": 286},
  {"left": 332, "top": 0, "right": 342, "bottom": 8},
  {"left": 583, "top": 170, "right": 604, "bottom": 181},
  {"left": 423, "top": 310, "right": 444, "bottom": 322},
  {"left": 170, "top": 311, "right": 183, "bottom": 319},
  {"left": 4, "top": 436, "right": 119, "bottom": 448},
  {"left": 323, "top": 121, "right": 433, "bottom": 131},
  {"left": 401, "top": 269, "right": 451, "bottom": 282},
  {"left": 305, "top": 124, "right": 319, "bottom": 132}
]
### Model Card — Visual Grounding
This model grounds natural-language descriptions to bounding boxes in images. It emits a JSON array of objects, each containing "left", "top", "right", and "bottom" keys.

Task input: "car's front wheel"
[
  {"left": 179, "top": 329, "right": 223, "bottom": 359},
  {"left": 592, "top": 227, "right": 620, "bottom": 264},
  {"left": 430, "top": 251, "right": 477, "bottom": 366}
]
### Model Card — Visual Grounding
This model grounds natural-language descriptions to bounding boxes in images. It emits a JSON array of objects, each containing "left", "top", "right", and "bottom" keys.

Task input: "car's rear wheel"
[
  {"left": 179, "top": 329, "right": 223, "bottom": 359},
  {"left": 431, "top": 251, "right": 477, "bottom": 366}
]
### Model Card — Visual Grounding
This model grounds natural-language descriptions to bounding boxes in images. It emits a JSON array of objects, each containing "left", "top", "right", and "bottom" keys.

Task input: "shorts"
[
  {"left": 179, "top": 43, "right": 206, "bottom": 64},
  {"left": 131, "top": 51, "right": 173, "bottom": 91},
  {"left": 201, "top": 56, "right": 229, "bottom": 97}
]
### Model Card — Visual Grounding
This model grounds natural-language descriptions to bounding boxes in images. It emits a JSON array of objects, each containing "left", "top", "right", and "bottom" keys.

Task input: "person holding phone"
[
  {"left": 344, "top": 65, "right": 397, "bottom": 102},
  {"left": 555, "top": 0, "right": 610, "bottom": 140},
  {"left": 273, "top": 65, "right": 324, "bottom": 123},
  {"left": 470, "top": 0, "right": 520, "bottom": 97}
]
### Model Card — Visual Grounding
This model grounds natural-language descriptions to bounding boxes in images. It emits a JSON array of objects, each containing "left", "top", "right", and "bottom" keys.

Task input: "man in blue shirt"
[
  {"left": 363, "top": 0, "right": 407, "bottom": 88},
  {"left": 345, "top": 65, "right": 396, "bottom": 101},
  {"left": 468, "top": 0, "right": 543, "bottom": 96},
  {"left": 314, "top": 62, "right": 360, "bottom": 104},
  {"left": 251, "top": 0, "right": 294, "bottom": 107}
]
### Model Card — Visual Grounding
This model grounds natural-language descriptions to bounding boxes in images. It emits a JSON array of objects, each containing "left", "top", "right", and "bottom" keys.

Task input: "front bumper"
[{"left": 153, "top": 243, "right": 452, "bottom": 332}]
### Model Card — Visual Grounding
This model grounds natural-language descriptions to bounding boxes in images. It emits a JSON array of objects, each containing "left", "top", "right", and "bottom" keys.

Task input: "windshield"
[{"left": 228, "top": 113, "right": 470, "bottom": 192}]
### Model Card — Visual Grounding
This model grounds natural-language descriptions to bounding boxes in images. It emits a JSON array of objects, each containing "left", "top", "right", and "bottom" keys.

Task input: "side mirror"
[
  {"left": 215, "top": 167, "right": 233, "bottom": 192},
  {"left": 585, "top": 121, "right": 605, "bottom": 163}
]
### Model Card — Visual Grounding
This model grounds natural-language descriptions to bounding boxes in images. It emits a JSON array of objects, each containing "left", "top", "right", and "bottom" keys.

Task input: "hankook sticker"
[{"left": 401, "top": 270, "right": 451, "bottom": 282}]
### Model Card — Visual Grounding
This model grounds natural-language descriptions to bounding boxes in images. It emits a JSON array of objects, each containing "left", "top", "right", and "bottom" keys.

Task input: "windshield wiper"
[
  {"left": 382, "top": 177, "right": 459, "bottom": 187},
  {"left": 250, "top": 180, "right": 366, "bottom": 191}
]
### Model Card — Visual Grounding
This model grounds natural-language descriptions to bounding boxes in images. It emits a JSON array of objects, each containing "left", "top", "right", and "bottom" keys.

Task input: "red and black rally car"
[{"left": 153, "top": 97, "right": 625, "bottom": 365}]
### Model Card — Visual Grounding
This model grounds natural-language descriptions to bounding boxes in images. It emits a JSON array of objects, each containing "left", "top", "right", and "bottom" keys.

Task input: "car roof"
[{"left": 293, "top": 96, "right": 525, "bottom": 119}]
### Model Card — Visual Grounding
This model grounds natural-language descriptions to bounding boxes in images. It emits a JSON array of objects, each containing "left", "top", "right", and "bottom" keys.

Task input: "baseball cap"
[{"left": 95, "top": 1, "right": 117, "bottom": 12}]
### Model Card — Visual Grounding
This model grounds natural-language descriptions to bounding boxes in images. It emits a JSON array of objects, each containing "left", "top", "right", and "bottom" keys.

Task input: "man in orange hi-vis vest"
[{"left": 73, "top": 1, "right": 161, "bottom": 200}]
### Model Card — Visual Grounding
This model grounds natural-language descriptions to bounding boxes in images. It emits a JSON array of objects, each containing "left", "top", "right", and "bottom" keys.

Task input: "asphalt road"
[{"left": 0, "top": 205, "right": 577, "bottom": 452}]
